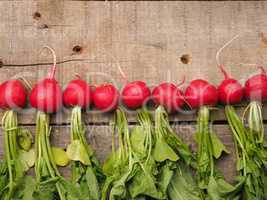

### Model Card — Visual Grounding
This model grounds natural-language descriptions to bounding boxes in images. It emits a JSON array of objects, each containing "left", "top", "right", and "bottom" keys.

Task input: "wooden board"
[
  {"left": 1, "top": 1, "right": 267, "bottom": 181},
  {"left": 0, "top": 103, "right": 267, "bottom": 125},
  {"left": 1, "top": 1, "right": 267, "bottom": 86}
]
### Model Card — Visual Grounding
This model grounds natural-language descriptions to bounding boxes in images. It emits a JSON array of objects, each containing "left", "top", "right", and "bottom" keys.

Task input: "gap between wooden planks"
[{"left": 0, "top": 104, "right": 266, "bottom": 125}]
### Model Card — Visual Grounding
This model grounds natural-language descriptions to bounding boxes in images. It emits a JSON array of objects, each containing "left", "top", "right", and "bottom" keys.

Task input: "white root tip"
[
  {"left": 39, "top": 46, "right": 57, "bottom": 78},
  {"left": 117, "top": 62, "right": 127, "bottom": 81},
  {"left": 17, "top": 76, "right": 32, "bottom": 91},
  {"left": 216, "top": 34, "right": 240, "bottom": 67}
]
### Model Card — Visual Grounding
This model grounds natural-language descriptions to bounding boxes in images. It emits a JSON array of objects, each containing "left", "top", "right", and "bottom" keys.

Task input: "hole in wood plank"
[
  {"left": 38, "top": 24, "right": 49, "bottom": 29},
  {"left": 33, "top": 12, "right": 41, "bottom": 20},
  {"left": 72, "top": 45, "right": 82, "bottom": 54},
  {"left": 260, "top": 32, "right": 267, "bottom": 45},
  {"left": 180, "top": 54, "right": 190, "bottom": 64}
]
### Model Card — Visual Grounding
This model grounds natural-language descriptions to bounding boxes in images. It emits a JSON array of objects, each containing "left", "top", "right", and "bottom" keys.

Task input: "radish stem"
[
  {"left": 215, "top": 34, "right": 240, "bottom": 67},
  {"left": 40, "top": 46, "right": 57, "bottom": 79}
]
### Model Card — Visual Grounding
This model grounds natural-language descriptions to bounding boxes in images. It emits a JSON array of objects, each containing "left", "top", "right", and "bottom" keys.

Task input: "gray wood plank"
[{"left": 0, "top": 103, "right": 266, "bottom": 125}]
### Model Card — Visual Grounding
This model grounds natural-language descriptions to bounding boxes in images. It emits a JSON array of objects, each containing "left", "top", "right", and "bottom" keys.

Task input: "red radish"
[
  {"left": 63, "top": 77, "right": 93, "bottom": 109},
  {"left": 152, "top": 82, "right": 184, "bottom": 113},
  {"left": 121, "top": 81, "right": 151, "bottom": 109},
  {"left": 29, "top": 46, "right": 62, "bottom": 113},
  {"left": 116, "top": 62, "right": 151, "bottom": 109},
  {"left": 184, "top": 79, "right": 218, "bottom": 109},
  {"left": 215, "top": 34, "right": 243, "bottom": 105},
  {"left": 0, "top": 79, "right": 27, "bottom": 109},
  {"left": 93, "top": 84, "right": 119, "bottom": 111},
  {"left": 245, "top": 66, "right": 267, "bottom": 101},
  {"left": 217, "top": 65, "right": 244, "bottom": 105}
]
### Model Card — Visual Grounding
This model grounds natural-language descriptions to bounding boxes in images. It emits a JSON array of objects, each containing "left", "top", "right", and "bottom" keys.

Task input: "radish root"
[
  {"left": 240, "top": 63, "right": 266, "bottom": 76},
  {"left": 258, "top": 66, "right": 266, "bottom": 75},
  {"left": 177, "top": 75, "right": 186, "bottom": 87},
  {"left": 219, "top": 64, "right": 230, "bottom": 79},
  {"left": 75, "top": 73, "right": 81, "bottom": 79},
  {"left": 40, "top": 46, "right": 57, "bottom": 79},
  {"left": 102, "top": 46, "right": 128, "bottom": 83},
  {"left": 116, "top": 62, "right": 127, "bottom": 83},
  {"left": 17, "top": 76, "right": 32, "bottom": 91},
  {"left": 216, "top": 34, "right": 240, "bottom": 67}
]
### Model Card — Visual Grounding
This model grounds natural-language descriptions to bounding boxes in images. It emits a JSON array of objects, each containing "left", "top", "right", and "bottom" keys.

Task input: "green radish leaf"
[
  {"left": 130, "top": 126, "right": 146, "bottom": 157},
  {"left": 103, "top": 152, "right": 117, "bottom": 175},
  {"left": 157, "top": 161, "right": 175, "bottom": 193},
  {"left": 109, "top": 161, "right": 138, "bottom": 200},
  {"left": 152, "top": 137, "right": 179, "bottom": 162},
  {"left": 67, "top": 140, "right": 90, "bottom": 165},
  {"left": 207, "top": 176, "right": 221, "bottom": 200},
  {"left": 210, "top": 133, "right": 230, "bottom": 159},
  {"left": 217, "top": 176, "right": 245, "bottom": 197},
  {"left": 33, "top": 177, "right": 59, "bottom": 199},
  {"left": 128, "top": 162, "right": 164, "bottom": 199},
  {"left": 17, "top": 128, "right": 33, "bottom": 151},
  {"left": 17, "top": 148, "right": 35, "bottom": 172},
  {"left": 167, "top": 164, "right": 202, "bottom": 200},
  {"left": 0, "top": 161, "right": 8, "bottom": 194},
  {"left": 85, "top": 167, "right": 100, "bottom": 200},
  {"left": 12, "top": 176, "right": 36, "bottom": 200},
  {"left": 52, "top": 147, "right": 69, "bottom": 167}
]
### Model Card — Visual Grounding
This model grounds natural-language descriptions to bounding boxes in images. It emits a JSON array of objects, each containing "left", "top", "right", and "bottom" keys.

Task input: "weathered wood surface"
[
  {"left": 1, "top": 1, "right": 267, "bottom": 88},
  {"left": 1, "top": 1, "right": 267, "bottom": 180}
]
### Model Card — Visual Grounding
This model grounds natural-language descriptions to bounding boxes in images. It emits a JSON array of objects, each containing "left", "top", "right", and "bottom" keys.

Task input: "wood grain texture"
[{"left": 0, "top": 1, "right": 267, "bottom": 85}]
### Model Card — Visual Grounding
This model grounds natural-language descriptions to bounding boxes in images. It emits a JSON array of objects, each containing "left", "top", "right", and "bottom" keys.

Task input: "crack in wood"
[{"left": 0, "top": 59, "right": 131, "bottom": 68}]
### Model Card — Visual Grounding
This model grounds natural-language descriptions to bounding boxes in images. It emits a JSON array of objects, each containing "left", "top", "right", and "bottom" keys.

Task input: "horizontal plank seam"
[
  {"left": 1, "top": 59, "right": 131, "bottom": 68},
  {"left": 0, "top": 120, "right": 236, "bottom": 126}
]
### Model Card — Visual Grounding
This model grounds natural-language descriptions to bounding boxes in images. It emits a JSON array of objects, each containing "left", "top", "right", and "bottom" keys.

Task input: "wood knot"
[
  {"left": 33, "top": 12, "right": 41, "bottom": 20},
  {"left": 0, "top": 59, "right": 3, "bottom": 68},
  {"left": 180, "top": 54, "right": 190, "bottom": 64},
  {"left": 38, "top": 24, "right": 49, "bottom": 29},
  {"left": 73, "top": 45, "right": 82, "bottom": 54},
  {"left": 260, "top": 32, "right": 267, "bottom": 45}
]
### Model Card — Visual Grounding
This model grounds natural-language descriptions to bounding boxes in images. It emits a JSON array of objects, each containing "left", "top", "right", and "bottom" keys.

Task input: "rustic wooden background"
[{"left": 1, "top": 1, "right": 267, "bottom": 182}]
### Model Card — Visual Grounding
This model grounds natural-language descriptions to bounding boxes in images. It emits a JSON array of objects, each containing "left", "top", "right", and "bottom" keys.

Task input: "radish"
[
  {"left": 244, "top": 66, "right": 267, "bottom": 144},
  {"left": 244, "top": 66, "right": 267, "bottom": 101},
  {"left": 63, "top": 76, "right": 93, "bottom": 109},
  {"left": 184, "top": 78, "right": 231, "bottom": 197},
  {"left": 222, "top": 62, "right": 267, "bottom": 199},
  {"left": 0, "top": 79, "right": 34, "bottom": 199},
  {"left": 216, "top": 35, "right": 244, "bottom": 105},
  {"left": 184, "top": 79, "right": 218, "bottom": 109},
  {"left": 0, "top": 79, "right": 27, "bottom": 109},
  {"left": 115, "top": 62, "right": 151, "bottom": 109},
  {"left": 152, "top": 82, "right": 185, "bottom": 113},
  {"left": 152, "top": 77, "right": 186, "bottom": 113},
  {"left": 121, "top": 81, "right": 151, "bottom": 109},
  {"left": 63, "top": 76, "right": 102, "bottom": 198},
  {"left": 93, "top": 83, "right": 119, "bottom": 111},
  {"left": 29, "top": 47, "right": 62, "bottom": 113},
  {"left": 217, "top": 66, "right": 244, "bottom": 105},
  {"left": 30, "top": 46, "right": 68, "bottom": 199}
]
